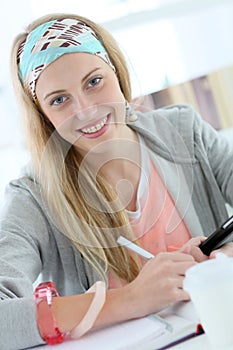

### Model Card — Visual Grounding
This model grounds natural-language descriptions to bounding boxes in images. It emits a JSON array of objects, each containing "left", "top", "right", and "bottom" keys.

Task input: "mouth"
[{"left": 78, "top": 114, "right": 110, "bottom": 139}]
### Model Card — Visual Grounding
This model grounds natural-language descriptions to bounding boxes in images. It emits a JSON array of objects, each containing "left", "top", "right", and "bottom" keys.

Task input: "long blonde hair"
[{"left": 11, "top": 13, "right": 141, "bottom": 283}]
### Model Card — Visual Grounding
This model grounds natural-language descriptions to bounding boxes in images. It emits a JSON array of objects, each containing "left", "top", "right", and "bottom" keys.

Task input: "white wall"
[{"left": 106, "top": 0, "right": 233, "bottom": 97}]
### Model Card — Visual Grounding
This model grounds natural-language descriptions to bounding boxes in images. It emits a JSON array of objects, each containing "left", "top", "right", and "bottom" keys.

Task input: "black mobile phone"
[{"left": 199, "top": 215, "right": 233, "bottom": 256}]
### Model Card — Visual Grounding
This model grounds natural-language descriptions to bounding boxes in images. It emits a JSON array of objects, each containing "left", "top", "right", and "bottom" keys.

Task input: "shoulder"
[
  {"left": 5, "top": 168, "right": 41, "bottom": 205},
  {"left": 134, "top": 103, "right": 198, "bottom": 131},
  {"left": 1, "top": 162, "right": 46, "bottom": 224},
  {"left": 129, "top": 104, "right": 200, "bottom": 161}
]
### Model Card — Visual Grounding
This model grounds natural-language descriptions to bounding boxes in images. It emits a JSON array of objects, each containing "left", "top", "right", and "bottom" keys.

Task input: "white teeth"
[{"left": 81, "top": 116, "right": 107, "bottom": 134}]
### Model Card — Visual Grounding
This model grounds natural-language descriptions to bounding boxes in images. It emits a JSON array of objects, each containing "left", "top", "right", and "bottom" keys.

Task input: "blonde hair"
[{"left": 11, "top": 13, "right": 141, "bottom": 283}]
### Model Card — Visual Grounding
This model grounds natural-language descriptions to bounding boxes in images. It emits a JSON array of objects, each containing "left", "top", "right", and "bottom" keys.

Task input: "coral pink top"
[{"left": 108, "top": 158, "right": 191, "bottom": 288}]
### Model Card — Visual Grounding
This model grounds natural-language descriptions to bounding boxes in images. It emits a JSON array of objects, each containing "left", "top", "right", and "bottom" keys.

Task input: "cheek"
[
  {"left": 59, "top": 120, "right": 79, "bottom": 144},
  {"left": 114, "top": 99, "right": 125, "bottom": 114},
  {"left": 41, "top": 105, "right": 74, "bottom": 132},
  {"left": 104, "top": 79, "right": 125, "bottom": 103},
  {"left": 45, "top": 112, "right": 78, "bottom": 145},
  {"left": 104, "top": 86, "right": 126, "bottom": 118}
]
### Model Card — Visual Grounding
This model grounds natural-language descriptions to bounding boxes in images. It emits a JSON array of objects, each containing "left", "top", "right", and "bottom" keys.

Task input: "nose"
[{"left": 74, "top": 94, "right": 97, "bottom": 121}]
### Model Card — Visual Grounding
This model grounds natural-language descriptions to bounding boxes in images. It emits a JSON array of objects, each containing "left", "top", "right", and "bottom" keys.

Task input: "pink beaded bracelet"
[{"left": 34, "top": 281, "right": 65, "bottom": 345}]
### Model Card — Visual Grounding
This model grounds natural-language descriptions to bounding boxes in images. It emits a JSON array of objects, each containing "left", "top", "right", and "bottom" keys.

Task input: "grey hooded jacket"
[{"left": 0, "top": 104, "right": 232, "bottom": 350}]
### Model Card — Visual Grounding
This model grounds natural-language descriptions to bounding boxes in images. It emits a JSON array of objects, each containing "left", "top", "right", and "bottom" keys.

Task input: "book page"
[{"left": 151, "top": 302, "right": 199, "bottom": 350}]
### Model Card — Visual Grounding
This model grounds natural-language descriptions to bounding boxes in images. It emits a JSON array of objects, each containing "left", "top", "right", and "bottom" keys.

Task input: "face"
[{"left": 36, "top": 52, "right": 127, "bottom": 156}]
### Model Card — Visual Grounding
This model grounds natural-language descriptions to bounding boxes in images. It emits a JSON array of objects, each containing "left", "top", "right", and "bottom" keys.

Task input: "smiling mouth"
[{"left": 79, "top": 116, "right": 108, "bottom": 134}]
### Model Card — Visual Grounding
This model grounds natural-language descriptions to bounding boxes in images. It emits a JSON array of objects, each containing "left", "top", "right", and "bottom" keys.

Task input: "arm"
[
  {"left": 0, "top": 179, "right": 51, "bottom": 350},
  {"left": 52, "top": 252, "right": 196, "bottom": 335},
  {"left": 0, "top": 178, "right": 196, "bottom": 348}
]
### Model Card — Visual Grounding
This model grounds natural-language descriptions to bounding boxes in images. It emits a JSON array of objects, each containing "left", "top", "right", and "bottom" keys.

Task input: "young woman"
[{"left": 1, "top": 13, "right": 233, "bottom": 350}]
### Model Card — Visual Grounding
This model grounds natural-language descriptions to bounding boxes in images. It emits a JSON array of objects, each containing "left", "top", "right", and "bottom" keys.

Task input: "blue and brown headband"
[{"left": 17, "top": 18, "right": 115, "bottom": 101}]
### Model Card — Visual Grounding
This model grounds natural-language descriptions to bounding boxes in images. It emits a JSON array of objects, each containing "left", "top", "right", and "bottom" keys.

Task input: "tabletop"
[{"left": 31, "top": 334, "right": 215, "bottom": 350}]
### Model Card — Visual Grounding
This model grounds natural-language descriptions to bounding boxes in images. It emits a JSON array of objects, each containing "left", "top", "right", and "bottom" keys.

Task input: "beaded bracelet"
[
  {"left": 34, "top": 281, "right": 65, "bottom": 345},
  {"left": 34, "top": 280, "right": 106, "bottom": 344}
]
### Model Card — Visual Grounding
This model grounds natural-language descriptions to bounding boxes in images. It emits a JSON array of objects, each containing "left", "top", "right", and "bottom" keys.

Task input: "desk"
[{"left": 32, "top": 333, "right": 215, "bottom": 350}]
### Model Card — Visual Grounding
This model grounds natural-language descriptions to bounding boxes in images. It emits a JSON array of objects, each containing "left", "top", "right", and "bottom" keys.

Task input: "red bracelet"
[{"left": 34, "top": 281, "right": 65, "bottom": 345}]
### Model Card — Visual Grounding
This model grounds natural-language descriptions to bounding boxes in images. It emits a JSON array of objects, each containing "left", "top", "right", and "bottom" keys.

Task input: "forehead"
[
  {"left": 35, "top": 52, "right": 113, "bottom": 95},
  {"left": 38, "top": 52, "right": 111, "bottom": 79}
]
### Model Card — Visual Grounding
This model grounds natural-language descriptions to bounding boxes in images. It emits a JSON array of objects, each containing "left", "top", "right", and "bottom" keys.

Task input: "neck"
[
  {"left": 79, "top": 126, "right": 141, "bottom": 211},
  {"left": 98, "top": 128, "right": 140, "bottom": 177},
  {"left": 99, "top": 129, "right": 141, "bottom": 211}
]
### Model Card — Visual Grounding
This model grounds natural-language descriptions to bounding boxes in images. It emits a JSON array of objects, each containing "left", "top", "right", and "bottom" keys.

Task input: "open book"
[
  {"left": 151, "top": 300, "right": 201, "bottom": 350},
  {"left": 34, "top": 301, "right": 200, "bottom": 350}
]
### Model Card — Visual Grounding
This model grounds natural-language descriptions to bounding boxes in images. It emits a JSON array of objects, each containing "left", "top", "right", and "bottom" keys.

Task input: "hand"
[
  {"left": 125, "top": 251, "right": 196, "bottom": 317},
  {"left": 210, "top": 242, "right": 233, "bottom": 259},
  {"left": 180, "top": 236, "right": 208, "bottom": 262}
]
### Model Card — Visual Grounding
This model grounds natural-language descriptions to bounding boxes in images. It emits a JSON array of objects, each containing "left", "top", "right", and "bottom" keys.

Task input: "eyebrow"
[
  {"left": 43, "top": 67, "right": 101, "bottom": 101},
  {"left": 82, "top": 67, "right": 101, "bottom": 83}
]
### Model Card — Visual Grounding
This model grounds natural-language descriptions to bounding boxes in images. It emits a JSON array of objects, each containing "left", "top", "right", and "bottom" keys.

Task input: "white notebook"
[
  {"left": 68, "top": 314, "right": 169, "bottom": 350},
  {"left": 33, "top": 314, "right": 169, "bottom": 350}
]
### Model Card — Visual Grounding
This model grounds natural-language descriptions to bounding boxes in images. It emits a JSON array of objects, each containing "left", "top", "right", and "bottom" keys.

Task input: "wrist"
[
  {"left": 122, "top": 282, "right": 145, "bottom": 319},
  {"left": 96, "top": 283, "right": 143, "bottom": 327}
]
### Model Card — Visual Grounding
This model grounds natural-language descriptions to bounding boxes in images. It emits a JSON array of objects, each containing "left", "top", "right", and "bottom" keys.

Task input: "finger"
[
  {"left": 190, "top": 236, "right": 207, "bottom": 245},
  {"left": 178, "top": 291, "right": 191, "bottom": 301},
  {"left": 175, "top": 287, "right": 191, "bottom": 302},
  {"left": 173, "top": 261, "right": 197, "bottom": 276},
  {"left": 174, "top": 275, "right": 187, "bottom": 289},
  {"left": 187, "top": 246, "right": 208, "bottom": 262},
  {"left": 156, "top": 261, "right": 196, "bottom": 280},
  {"left": 180, "top": 236, "right": 207, "bottom": 252},
  {"left": 161, "top": 277, "right": 191, "bottom": 303},
  {"left": 210, "top": 243, "right": 233, "bottom": 258},
  {"left": 156, "top": 251, "right": 195, "bottom": 263}
]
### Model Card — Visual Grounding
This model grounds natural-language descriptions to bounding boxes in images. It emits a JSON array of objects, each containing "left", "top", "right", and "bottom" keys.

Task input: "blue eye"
[
  {"left": 51, "top": 96, "right": 66, "bottom": 106},
  {"left": 87, "top": 77, "right": 102, "bottom": 88}
]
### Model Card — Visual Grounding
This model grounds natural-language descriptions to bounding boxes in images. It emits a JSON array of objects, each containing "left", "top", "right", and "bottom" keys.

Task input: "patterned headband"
[{"left": 17, "top": 18, "right": 115, "bottom": 101}]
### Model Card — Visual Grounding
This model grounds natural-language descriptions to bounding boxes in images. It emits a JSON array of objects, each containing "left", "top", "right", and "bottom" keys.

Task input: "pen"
[{"left": 117, "top": 236, "right": 155, "bottom": 259}]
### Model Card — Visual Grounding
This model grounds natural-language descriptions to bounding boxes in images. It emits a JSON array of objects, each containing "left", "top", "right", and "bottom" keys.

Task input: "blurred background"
[{"left": 1, "top": 0, "right": 233, "bottom": 208}]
